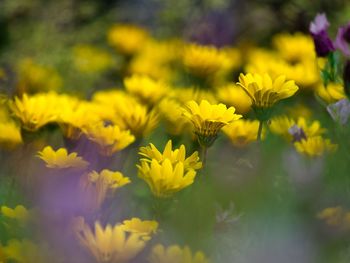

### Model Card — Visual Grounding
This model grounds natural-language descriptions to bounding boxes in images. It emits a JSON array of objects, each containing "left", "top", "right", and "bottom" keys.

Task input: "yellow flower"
[
  {"left": 137, "top": 158, "right": 197, "bottom": 198},
  {"left": 9, "top": 93, "right": 59, "bottom": 131},
  {"left": 149, "top": 244, "right": 210, "bottom": 263},
  {"left": 294, "top": 136, "right": 337, "bottom": 157},
  {"left": 2, "top": 239, "right": 48, "bottom": 263},
  {"left": 37, "top": 146, "right": 89, "bottom": 169},
  {"left": 157, "top": 98, "right": 189, "bottom": 135},
  {"left": 216, "top": 84, "right": 252, "bottom": 114},
  {"left": 107, "top": 24, "right": 149, "bottom": 55},
  {"left": 73, "top": 44, "right": 114, "bottom": 73},
  {"left": 315, "top": 82, "right": 346, "bottom": 104},
  {"left": 124, "top": 74, "right": 168, "bottom": 105},
  {"left": 0, "top": 121, "right": 22, "bottom": 148},
  {"left": 79, "top": 169, "right": 130, "bottom": 212},
  {"left": 174, "top": 87, "right": 217, "bottom": 105},
  {"left": 317, "top": 206, "right": 345, "bottom": 226},
  {"left": 16, "top": 58, "right": 62, "bottom": 93},
  {"left": 182, "top": 43, "right": 230, "bottom": 77},
  {"left": 183, "top": 100, "right": 241, "bottom": 146},
  {"left": 1, "top": 205, "right": 31, "bottom": 225},
  {"left": 273, "top": 33, "right": 316, "bottom": 62},
  {"left": 120, "top": 218, "right": 158, "bottom": 237},
  {"left": 222, "top": 119, "right": 261, "bottom": 147},
  {"left": 73, "top": 217, "right": 157, "bottom": 263},
  {"left": 83, "top": 122, "right": 135, "bottom": 156},
  {"left": 237, "top": 73, "right": 299, "bottom": 109},
  {"left": 139, "top": 140, "right": 202, "bottom": 171},
  {"left": 269, "top": 116, "right": 325, "bottom": 141}
]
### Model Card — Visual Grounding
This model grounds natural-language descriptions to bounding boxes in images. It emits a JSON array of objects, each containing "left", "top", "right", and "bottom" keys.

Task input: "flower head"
[
  {"left": 149, "top": 244, "right": 210, "bottom": 263},
  {"left": 1, "top": 205, "right": 31, "bottom": 225},
  {"left": 139, "top": 140, "right": 202, "bottom": 171},
  {"left": 137, "top": 158, "right": 197, "bottom": 198},
  {"left": 327, "top": 98, "right": 350, "bottom": 125},
  {"left": 183, "top": 100, "right": 241, "bottom": 146},
  {"left": 83, "top": 122, "right": 135, "bottom": 156},
  {"left": 294, "top": 136, "right": 337, "bottom": 157},
  {"left": 73, "top": 217, "right": 157, "bottom": 263},
  {"left": 0, "top": 121, "right": 22, "bottom": 148},
  {"left": 237, "top": 73, "right": 299, "bottom": 110},
  {"left": 309, "top": 13, "right": 335, "bottom": 57},
  {"left": 316, "top": 82, "right": 346, "bottom": 104},
  {"left": 120, "top": 218, "right": 158, "bottom": 237},
  {"left": 37, "top": 146, "right": 89, "bottom": 169},
  {"left": 216, "top": 84, "right": 252, "bottom": 114},
  {"left": 222, "top": 119, "right": 262, "bottom": 147},
  {"left": 79, "top": 169, "right": 130, "bottom": 212},
  {"left": 2, "top": 239, "right": 49, "bottom": 263},
  {"left": 334, "top": 22, "right": 350, "bottom": 56}
]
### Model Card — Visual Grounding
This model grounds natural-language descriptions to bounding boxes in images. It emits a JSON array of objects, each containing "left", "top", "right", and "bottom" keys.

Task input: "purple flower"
[
  {"left": 309, "top": 13, "right": 335, "bottom": 57},
  {"left": 334, "top": 23, "right": 350, "bottom": 57},
  {"left": 327, "top": 98, "right": 350, "bottom": 125},
  {"left": 288, "top": 125, "right": 307, "bottom": 142}
]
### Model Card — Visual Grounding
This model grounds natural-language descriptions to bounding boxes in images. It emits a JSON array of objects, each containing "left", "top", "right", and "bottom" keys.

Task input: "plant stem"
[
  {"left": 201, "top": 145, "right": 208, "bottom": 167},
  {"left": 257, "top": 120, "right": 264, "bottom": 141}
]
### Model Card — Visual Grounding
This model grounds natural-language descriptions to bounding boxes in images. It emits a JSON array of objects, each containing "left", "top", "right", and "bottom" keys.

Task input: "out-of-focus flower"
[
  {"left": 0, "top": 121, "right": 22, "bottom": 148},
  {"left": 269, "top": 116, "right": 325, "bottom": 141},
  {"left": 83, "top": 122, "right": 135, "bottom": 156},
  {"left": 9, "top": 93, "right": 59, "bottom": 131},
  {"left": 316, "top": 82, "right": 346, "bottom": 104},
  {"left": 174, "top": 87, "right": 217, "bottom": 105},
  {"left": 273, "top": 33, "right": 316, "bottom": 62},
  {"left": 334, "top": 22, "right": 350, "bottom": 57},
  {"left": 124, "top": 74, "right": 168, "bottom": 105},
  {"left": 139, "top": 140, "right": 202, "bottom": 171},
  {"left": 137, "top": 158, "right": 197, "bottom": 198},
  {"left": 16, "top": 58, "right": 62, "bottom": 93},
  {"left": 327, "top": 98, "right": 350, "bottom": 125},
  {"left": 79, "top": 169, "right": 130, "bottom": 212},
  {"left": 157, "top": 98, "right": 189, "bottom": 135},
  {"left": 182, "top": 43, "right": 230, "bottom": 77},
  {"left": 237, "top": 73, "right": 299, "bottom": 111},
  {"left": 318, "top": 206, "right": 344, "bottom": 226},
  {"left": 120, "top": 218, "right": 158, "bottom": 238},
  {"left": 222, "top": 119, "right": 261, "bottom": 147},
  {"left": 149, "top": 244, "right": 210, "bottom": 263},
  {"left": 216, "top": 84, "right": 252, "bottom": 115},
  {"left": 72, "top": 44, "right": 114, "bottom": 73},
  {"left": 2, "top": 239, "right": 49, "bottom": 263},
  {"left": 215, "top": 202, "right": 242, "bottom": 231},
  {"left": 37, "top": 146, "right": 89, "bottom": 169},
  {"left": 309, "top": 13, "right": 335, "bottom": 57},
  {"left": 183, "top": 100, "right": 241, "bottom": 147},
  {"left": 1, "top": 205, "right": 31, "bottom": 225},
  {"left": 107, "top": 24, "right": 149, "bottom": 55},
  {"left": 294, "top": 136, "right": 337, "bottom": 157},
  {"left": 73, "top": 217, "right": 157, "bottom": 263}
]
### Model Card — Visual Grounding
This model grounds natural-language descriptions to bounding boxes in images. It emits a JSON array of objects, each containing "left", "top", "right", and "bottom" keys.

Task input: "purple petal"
[{"left": 310, "top": 13, "right": 330, "bottom": 34}]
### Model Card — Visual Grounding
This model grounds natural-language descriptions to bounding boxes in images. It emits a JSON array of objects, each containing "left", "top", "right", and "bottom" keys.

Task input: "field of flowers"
[{"left": 0, "top": 0, "right": 350, "bottom": 262}]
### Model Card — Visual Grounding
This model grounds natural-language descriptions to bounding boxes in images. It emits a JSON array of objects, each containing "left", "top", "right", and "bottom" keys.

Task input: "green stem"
[
  {"left": 201, "top": 145, "right": 208, "bottom": 167},
  {"left": 257, "top": 120, "right": 264, "bottom": 141}
]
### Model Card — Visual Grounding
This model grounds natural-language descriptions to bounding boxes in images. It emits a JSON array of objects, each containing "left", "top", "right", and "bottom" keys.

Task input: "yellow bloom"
[
  {"left": 237, "top": 73, "right": 299, "bottom": 109},
  {"left": 174, "top": 87, "right": 217, "bottom": 105},
  {"left": 317, "top": 206, "right": 345, "bottom": 226},
  {"left": 79, "top": 169, "right": 130, "bottom": 212},
  {"left": 149, "top": 244, "right": 210, "bottom": 263},
  {"left": 2, "top": 239, "right": 48, "bottom": 263},
  {"left": 137, "top": 158, "right": 197, "bottom": 198},
  {"left": 294, "top": 136, "right": 337, "bottom": 157},
  {"left": 107, "top": 24, "right": 149, "bottom": 55},
  {"left": 73, "top": 44, "right": 114, "bottom": 73},
  {"left": 157, "top": 98, "right": 189, "bottom": 135},
  {"left": 83, "top": 122, "right": 135, "bottom": 156},
  {"left": 124, "top": 74, "right": 168, "bottom": 105},
  {"left": 182, "top": 43, "right": 230, "bottom": 77},
  {"left": 16, "top": 58, "right": 62, "bottom": 93},
  {"left": 1, "top": 205, "right": 31, "bottom": 225},
  {"left": 183, "top": 100, "right": 241, "bottom": 146},
  {"left": 216, "top": 84, "right": 252, "bottom": 114},
  {"left": 37, "top": 146, "right": 89, "bottom": 169},
  {"left": 139, "top": 140, "right": 202, "bottom": 171},
  {"left": 120, "top": 218, "right": 158, "bottom": 237},
  {"left": 0, "top": 121, "right": 22, "bottom": 148},
  {"left": 269, "top": 116, "right": 325, "bottom": 141},
  {"left": 9, "top": 93, "right": 59, "bottom": 131},
  {"left": 222, "top": 119, "right": 261, "bottom": 147},
  {"left": 73, "top": 217, "right": 157, "bottom": 263},
  {"left": 315, "top": 82, "right": 346, "bottom": 104}
]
